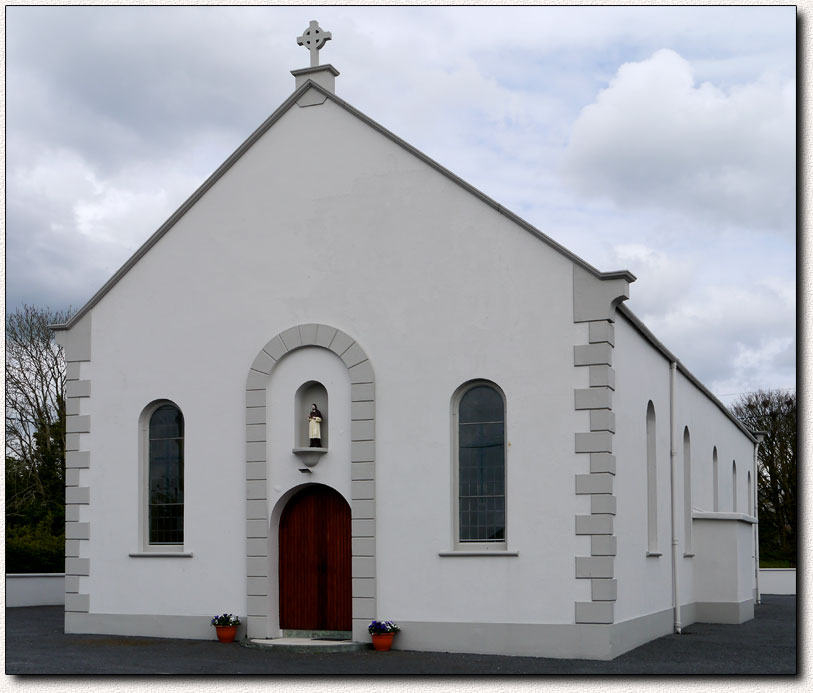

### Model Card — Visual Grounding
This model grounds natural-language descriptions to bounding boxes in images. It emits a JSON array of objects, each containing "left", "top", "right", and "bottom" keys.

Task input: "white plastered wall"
[
  {"left": 612, "top": 314, "right": 673, "bottom": 623},
  {"left": 83, "top": 92, "right": 588, "bottom": 625},
  {"left": 612, "top": 313, "right": 756, "bottom": 624}
]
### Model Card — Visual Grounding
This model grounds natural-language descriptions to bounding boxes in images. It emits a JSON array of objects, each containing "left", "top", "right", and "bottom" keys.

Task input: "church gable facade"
[{"left": 53, "top": 27, "right": 760, "bottom": 660}]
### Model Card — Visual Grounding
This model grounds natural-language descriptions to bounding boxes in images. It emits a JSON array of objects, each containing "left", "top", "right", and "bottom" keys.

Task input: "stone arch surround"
[{"left": 244, "top": 324, "right": 376, "bottom": 641}]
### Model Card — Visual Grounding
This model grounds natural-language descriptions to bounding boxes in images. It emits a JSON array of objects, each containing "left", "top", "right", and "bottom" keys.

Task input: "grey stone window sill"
[
  {"left": 129, "top": 551, "right": 194, "bottom": 558},
  {"left": 646, "top": 551, "right": 663, "bottom": 558},
  {"left": 683, "top": 552, "right": 695, "bottom": 558}
]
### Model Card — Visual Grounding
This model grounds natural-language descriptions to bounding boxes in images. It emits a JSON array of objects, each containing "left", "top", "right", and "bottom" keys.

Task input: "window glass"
[
  {"left": 149, "top": 404, "right": 184, "bottom": 544},
  {"left": 459, "top": 385, "right": 505, "bottom": 543}
]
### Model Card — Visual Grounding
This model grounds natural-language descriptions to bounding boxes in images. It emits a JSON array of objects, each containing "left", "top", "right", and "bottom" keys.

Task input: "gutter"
[{"left": 617, "top": 304, "right": 757, "bottom": 444}]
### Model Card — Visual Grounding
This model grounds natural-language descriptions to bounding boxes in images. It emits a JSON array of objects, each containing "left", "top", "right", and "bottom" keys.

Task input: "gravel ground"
[{"left": 5, "top": 595, "right": 796, "bottom": 676}]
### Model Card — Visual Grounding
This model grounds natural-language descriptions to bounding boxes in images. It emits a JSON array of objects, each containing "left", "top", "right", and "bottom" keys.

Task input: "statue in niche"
[{"left": 308, "top": 404, "right": 323, "bottom": 447}]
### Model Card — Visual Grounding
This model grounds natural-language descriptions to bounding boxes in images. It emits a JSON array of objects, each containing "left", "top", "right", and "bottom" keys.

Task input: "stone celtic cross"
[{"left": 297, "top": 20, "right": 332, "bottom": 67}]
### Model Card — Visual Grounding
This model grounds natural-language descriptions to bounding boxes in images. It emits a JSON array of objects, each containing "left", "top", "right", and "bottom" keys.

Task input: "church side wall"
[
  {"left": 612, "top": 315, "right": 673, "bottom": 624},
  {"left": 673, "top": 366, "right": 757, "bottom": 618},
  {"left": 77, "top": 95, "right": 590, "bottom": 630},
  {"left": 612, "top": 314, "right": 756, "bottom": 627}
]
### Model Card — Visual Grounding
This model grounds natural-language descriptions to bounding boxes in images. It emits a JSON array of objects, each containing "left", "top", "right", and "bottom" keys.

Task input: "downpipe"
[
  {"left": 753, "top": 436, "right": 763, "bottom": 605},
  {"left": 669, "top": 362, "right": 682, "bottom": 634}
]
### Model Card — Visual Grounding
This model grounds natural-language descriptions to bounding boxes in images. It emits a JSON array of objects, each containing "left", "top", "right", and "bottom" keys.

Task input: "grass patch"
[{"left": 760, "top": 559, "right": 794, "bottom": 568}]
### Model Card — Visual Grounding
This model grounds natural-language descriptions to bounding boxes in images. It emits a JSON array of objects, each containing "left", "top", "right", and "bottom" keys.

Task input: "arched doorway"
[{"left": 279, "top": 485, "right": 351, "bottom": 631}]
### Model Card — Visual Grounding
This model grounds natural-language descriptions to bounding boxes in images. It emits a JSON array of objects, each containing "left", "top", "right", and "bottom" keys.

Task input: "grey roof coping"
[
  {"left": 290, "top": 64, "right": 340, "bottom": 77},
  {"left": 50, "top": 78, "right": 633, "bottom": 332},
  {"left": 616, "top": 304, "right": 758, "bottom": 444}
]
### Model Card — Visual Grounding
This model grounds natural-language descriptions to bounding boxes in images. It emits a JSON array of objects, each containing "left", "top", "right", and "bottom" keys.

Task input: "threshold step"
[
  {"left": 283, "top": 629, "right": 352, "bottom": 640},
  {"left": 247, "top": 637, "right": 369, "bottom": 653}
]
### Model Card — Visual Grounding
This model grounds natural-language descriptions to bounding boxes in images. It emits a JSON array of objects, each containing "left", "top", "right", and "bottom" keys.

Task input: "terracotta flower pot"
[
  {"left": 215, "top": 625, "right": 238, "bottom": 643},
  {"left": 371, "top": 632, "right": 395, "bottom": 651}
]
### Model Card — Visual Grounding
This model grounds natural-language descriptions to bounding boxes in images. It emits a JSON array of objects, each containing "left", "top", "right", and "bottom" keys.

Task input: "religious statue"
[{"left": 308, "top": 404, "right": 323, "bottom": 447}]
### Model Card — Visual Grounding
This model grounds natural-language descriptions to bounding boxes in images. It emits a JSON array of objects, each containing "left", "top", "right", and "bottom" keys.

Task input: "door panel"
[{"left": 279, "top": 485, "right": 351, "bottom": 631}]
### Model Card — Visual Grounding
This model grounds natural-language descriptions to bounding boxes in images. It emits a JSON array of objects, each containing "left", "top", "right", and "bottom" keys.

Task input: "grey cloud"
[
  {"left": 636, "top": 280, "right": 795, "bottom": 395},
  {"left": 7, "top": 7, "right": 295, "bottom": 175}
]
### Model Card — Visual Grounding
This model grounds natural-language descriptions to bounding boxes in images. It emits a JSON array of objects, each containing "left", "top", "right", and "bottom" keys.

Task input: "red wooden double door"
[{"left": 279, "top": 485, "right": 352, "bottom": 631}]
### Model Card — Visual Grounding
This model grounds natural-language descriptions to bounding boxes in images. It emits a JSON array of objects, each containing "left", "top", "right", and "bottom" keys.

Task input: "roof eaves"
[
  {"left": 617, "top": 303, "right": 758, "bottom": 443},
  {"left": 313, "top": 84, "right": 636, "bottom": 286}
]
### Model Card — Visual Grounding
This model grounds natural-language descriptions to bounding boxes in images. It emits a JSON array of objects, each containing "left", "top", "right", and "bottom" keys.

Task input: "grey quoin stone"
[
  {"left": 590, "top": 410, "right": 616, "bottom": 432},
  {"left": 575, "top": 432, "right": 613, "bottom": 454},
  {"left": 591, "top": 579, "right": 618, "bottom": 601},
  {"left": 590, "top": 453, "right": 616, "bottom": 475},
  {"left": 67, "top": 379, "right": 91, "bottom": 398},
  {"left": 575, "top": 556, "right": 614, "bottom": 579},
  {"left": 66, "top": 487, "right": 90, "bottom": 504},
  {"left": 66, "top": 415, "right": 91, "bottom": 434},
  {"left": 65, "top": 558, "right": 90, "bottom": 576},
  {"left": 575, "top": 473, "right": 613, "bottom": 495},
  {"left": 591, "top": 536, "right": 617, "bottom": 556},
  {"left": 575, "top": 601, "right": 614, "bottom": 624},
  {"left": 589, "top": 365, "right": 616, "bottom": 390},
  {"left": 65, "top": 593, "right": 90, "bottom": 612},
  {"left": 575, "top": 514, "right": 613, "bottom": 535},
  {"left": 591, "top": 495, "right": 617, "bottom": 515},
  {"left": 574, "top": 344, "right": 613, "bottom": 367},
  {"left": 572, "top": 265, "right": 631, "bottom": 323},
  {"left": 574, "top": 388, "right": 612, "bottom": 410},
  {"left": 588, "top": 321, "right": 615, "bottom": 346}
]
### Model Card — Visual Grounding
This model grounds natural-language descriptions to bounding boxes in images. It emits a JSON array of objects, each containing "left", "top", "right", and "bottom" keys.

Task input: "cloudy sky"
[{"left": 6, "top": 5, "right": 796, "bottom": 405}]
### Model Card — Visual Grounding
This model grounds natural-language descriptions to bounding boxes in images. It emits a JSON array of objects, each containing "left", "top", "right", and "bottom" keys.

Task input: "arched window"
[
  {"left": 712, "top": 447, "right": 719, "bottom": 511},
  {"left": 646, "top": 402, "right": 658, "bottom": 554},
  {"left": 732, "top": 460, "right": 738, "bottom": 512},
  {"left": 683, "top": 427, "right": 692, "bottom": 554},
  {"left": 453, "top": 381, "right": 506, "bottom": 547},
  {"left": 148, "top": 403, "right": 184, "bottom": 545}
]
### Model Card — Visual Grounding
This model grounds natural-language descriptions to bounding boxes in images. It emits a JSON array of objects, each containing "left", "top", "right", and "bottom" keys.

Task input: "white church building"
[{"left": 53, "top": 23, "right": 763, "bottom": 660}]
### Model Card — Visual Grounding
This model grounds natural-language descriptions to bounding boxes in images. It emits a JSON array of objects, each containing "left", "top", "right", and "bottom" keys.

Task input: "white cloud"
[
  {"left": 635, "top": 278, "right": 795, "bottom": 398},
  {"left": 4, "top": 6, "right": 796, "bottom": 400},
  {"left": 562, "top": 49, "right": 795, "bottom": 233}
]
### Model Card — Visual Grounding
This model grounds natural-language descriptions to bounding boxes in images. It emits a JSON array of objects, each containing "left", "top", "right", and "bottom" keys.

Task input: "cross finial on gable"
[{"left": 297, "top": 20, "right": 332, "bottom": 68}]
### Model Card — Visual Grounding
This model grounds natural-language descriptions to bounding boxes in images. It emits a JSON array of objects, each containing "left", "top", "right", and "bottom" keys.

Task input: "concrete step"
[
  {"left": 282, "top": 629, "right": 352, "bottom": 640},
  {"left": 246, "top": 637, "right": 370, "bottom": 653}
]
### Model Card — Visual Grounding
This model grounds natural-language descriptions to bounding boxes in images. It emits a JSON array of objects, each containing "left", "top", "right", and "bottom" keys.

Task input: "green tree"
[
  {"left": 730, "top": 389, "right": 796, "bottom": 567},
  {"left": 5, "top": 305, "right": 72, "bottom": 571}
]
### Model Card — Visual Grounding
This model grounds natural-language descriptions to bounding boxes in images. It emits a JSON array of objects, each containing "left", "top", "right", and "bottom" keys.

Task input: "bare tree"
[
  {"left": 730, "top": 389, "right": 796, "bottom": 566},
  {"left": 5, "top": 305, "right": 73, "bottom": 529}
]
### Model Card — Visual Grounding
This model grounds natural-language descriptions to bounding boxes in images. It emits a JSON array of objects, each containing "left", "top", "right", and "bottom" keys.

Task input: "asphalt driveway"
[{"left": 5, "top": 595, "right": 796, "bottom": 675}]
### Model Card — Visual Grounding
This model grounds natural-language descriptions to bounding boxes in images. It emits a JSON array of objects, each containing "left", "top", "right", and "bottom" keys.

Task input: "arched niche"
[
  {"left": 244, "top": 323, "right": 376, "bottom": 642},
  {"left": 294, "top": 380, "right": 328, "bottom": 448}
]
